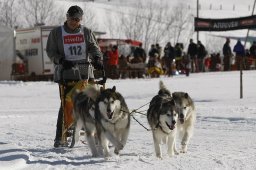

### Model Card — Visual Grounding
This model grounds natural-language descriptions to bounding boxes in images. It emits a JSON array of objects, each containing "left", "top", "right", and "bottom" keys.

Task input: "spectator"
[
  {"left": 118, "top": 54, "right": 128, "bottom": 79},
  {"left": 223, "top": 38, "right": 232, "bottom": 71},
  {"left": 210, "top": 53, "right": 221, "bottom": 71},
  {"left": 233, "top": 39, "right": 245, "bottom": 70},
  {"left": 156, "top": 43, "right": 162, "bottom": 57},
  {"left": 133, "top": 43, "right": 147, "bottom": 62},
  {"left": 197, "top": 41, "right": 206, "bottom": 72},
  {"left": 249, "top": 41, "right": 256, "bottom": 59},
  {"left": 163, "top": 42, "right": 175, "bottom": 76},
  {"left": 107, "top": 45, "right": 119, "bottom": 79},
  {"left": 148, "top": 44, "right": 158, "bottom": 58},
  {"left": 147, "top": 53, "right": 164, "bottom": 78},
  {"left": 204, "top": 55, "right": 211, "bottom": 72},
  {"left": 187, "top": 39, "right": 198, "bottom": 72},
  {"left": 174, "top": 43, "right": 183, "bottom": 71}
]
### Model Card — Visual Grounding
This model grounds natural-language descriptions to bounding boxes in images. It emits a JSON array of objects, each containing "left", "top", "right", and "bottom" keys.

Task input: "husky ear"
[
  {"left": 172, "top": 93, "right": 177, "bottom": 100},
  {"left": 159, "top": 80, "right": 164, "bottom": 89},
  {"left": 111, "top": 86, "right": 116, "bottom": 92},
  {"left": 184, "top": 93, "right": 189, "bottom": 98}
]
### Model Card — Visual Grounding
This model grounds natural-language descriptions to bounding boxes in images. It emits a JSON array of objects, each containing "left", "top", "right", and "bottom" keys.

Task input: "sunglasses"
[{"left": 70, "top": 17, "right": 81, "bottom": 22}]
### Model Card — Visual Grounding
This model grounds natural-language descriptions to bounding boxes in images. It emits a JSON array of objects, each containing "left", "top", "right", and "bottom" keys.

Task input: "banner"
[{"left": 194, "top": 15, "right": 256, "bottom": 31}]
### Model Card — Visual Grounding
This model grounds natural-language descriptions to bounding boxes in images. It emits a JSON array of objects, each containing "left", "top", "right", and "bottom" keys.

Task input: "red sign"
[
  {"left": 64, "top": 35, "right": 84, "bottom": 44},
  {"left": 31, "top": 38, "right": 40, "bottom": 44}
]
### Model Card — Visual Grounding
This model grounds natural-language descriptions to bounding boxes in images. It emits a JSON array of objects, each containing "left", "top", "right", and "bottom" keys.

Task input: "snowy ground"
[{"left": 0, "top": 71, "right": 256, "bottom": 170}]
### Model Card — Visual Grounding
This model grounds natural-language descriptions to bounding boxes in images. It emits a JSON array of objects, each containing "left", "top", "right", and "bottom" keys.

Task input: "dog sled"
[{"left": 55, "top": 62, "right": 106, "bottom": 148}]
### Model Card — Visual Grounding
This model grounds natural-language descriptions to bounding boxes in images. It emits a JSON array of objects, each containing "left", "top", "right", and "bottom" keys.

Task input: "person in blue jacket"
[{"left": 233, "top": 39, "right": 245, "bottom": 70}]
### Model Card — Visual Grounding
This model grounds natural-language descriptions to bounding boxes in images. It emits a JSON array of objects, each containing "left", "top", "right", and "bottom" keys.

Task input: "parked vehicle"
[{"left": 13, "top": 26, "right": 56, "bottom": 81}]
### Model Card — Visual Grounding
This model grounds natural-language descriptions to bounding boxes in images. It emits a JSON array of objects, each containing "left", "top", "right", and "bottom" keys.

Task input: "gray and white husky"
[
  {"left": 147, "top": 81, "right": 178, "bottom": 158},
  {"left": 95, "top": 86, "right": 130, "bottom": 158},
  {"left": 172, "top": 92, "right": 196, "bottom": 153},
  {"left": 72, "top": 85, "right": 100, "bottom": 157}
]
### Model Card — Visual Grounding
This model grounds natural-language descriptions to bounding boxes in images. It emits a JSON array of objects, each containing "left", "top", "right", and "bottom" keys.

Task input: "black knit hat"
[{"left": 67, "top": 5, "right": 83, "bottom": 18}]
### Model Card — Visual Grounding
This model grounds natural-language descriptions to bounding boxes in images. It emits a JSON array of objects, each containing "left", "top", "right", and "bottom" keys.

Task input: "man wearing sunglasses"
[{"left": 46, "top": 5, "right": 104, "bottom": 147}]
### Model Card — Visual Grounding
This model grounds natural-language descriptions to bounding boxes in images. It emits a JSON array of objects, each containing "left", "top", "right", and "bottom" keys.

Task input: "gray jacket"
[
  {"left": 46, "top": 22, "right": 102, "bottom": 81},
  {"left": 46, "top": 22, "right": 102, "bottom": 64}
]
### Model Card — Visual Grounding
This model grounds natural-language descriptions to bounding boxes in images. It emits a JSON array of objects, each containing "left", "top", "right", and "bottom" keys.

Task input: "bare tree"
[
  {"left": 119, "top": 0, "right": 144, "bottom": 41},
  {"left": 20, "top": 0, "right": 55, "bottom": 26},
  {"left": 171, "top": 3, "right": 193, "bottom": 45},
  {"left": 104, "top": 11, "right": 123, "bottom": 38},
  {"left": 205, "top": 35, "right": 223, "bottom": 54},
  {"left": 142, "top": 0, "right": 155, "bottom": 52},
  {"left": 81, "top": 3, "right": 99, "bottom": 31},
  {"left": 150, "top": 1, "right": 172, "bottom": 44},
  {"left": 0, "top": 0, "right": 19, "bottom": 28},
  {"left": 46, "top": 8, "right": 66, "bottom": 26}
]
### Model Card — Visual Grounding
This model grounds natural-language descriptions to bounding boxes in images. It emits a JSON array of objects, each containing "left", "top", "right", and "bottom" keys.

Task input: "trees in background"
[
  {"left": 20, "top": 0, "right": 55, "bottom": 26},
  {"left": 0, "top": 0, "right": 19, "bottom": 28},
  {"left": 0, "top": 0, "right": 193, "bottom": 51},
  {"left": 0, "top": 0, "right": 98, "bottom": 30},
  {"left": 104, "top": 0, "right": 193, "bottom": 52}
]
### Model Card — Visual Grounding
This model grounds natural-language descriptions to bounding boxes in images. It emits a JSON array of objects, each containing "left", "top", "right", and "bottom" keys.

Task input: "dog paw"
[
  {"left": 116, "top": 143, "right": 124, "bottom": 150},
  {"left": 174, "top": 148, "right": 179, "bottom": 155},
  {"left": 104, "top": 153, "right": 112, "bottom": 159},
  {"left": 156, "top": 154, "right": 163, "bottom": 159},
  {"left": 114, "top": 148, "right": 120, "bottom": 155},
  {"left": 92, "top": 153, "right": 99, "bottom": 157},
  {"left": 180, "top": 145, "right": 187, "bottom": 153},
  {"left": 180, "top": 150, "right": 187, "bottom": 153},
  {"left": 174, "top": 151, "right": 180, "bottom": 155},
  {"left": 168, "top": 152, "right": 175, "bottom": 157}
]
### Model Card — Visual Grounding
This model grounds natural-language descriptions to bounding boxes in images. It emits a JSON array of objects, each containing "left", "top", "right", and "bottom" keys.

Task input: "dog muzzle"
[
  {"left": 166, "top": 122, "right": 175, "bottom": 130},
  {"left": 179, "top": 118, "right": 185, "bottom": 124},
  {"left": 107, "top": 111, "right": 114, "bottom": 119}
]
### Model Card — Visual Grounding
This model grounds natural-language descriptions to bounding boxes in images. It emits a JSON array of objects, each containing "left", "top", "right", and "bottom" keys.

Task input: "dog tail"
[
  {"left": 159, "top": 80, "right": 166, "bottom": 90},
  {"left": 159, "top": 80, "right": 171, "bottom": 96}
]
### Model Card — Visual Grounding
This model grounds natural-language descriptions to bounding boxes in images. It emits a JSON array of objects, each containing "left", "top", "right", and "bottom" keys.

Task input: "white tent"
[{"left": 0, "top": 25, "right": 15, "bottom": 80}]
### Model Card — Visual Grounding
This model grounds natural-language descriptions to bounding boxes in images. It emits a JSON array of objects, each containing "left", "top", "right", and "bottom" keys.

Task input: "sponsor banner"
[
  {"left": 194, "top": 15, "right": 256, "bottom": 31},
  {"left": 64, "top": 34, "right": 84, "bottom": 44}
]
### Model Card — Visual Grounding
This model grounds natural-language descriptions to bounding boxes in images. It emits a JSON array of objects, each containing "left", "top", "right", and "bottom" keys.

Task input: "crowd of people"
[{"left": 101, "top": 38, "right": 256, "bottom": 79}]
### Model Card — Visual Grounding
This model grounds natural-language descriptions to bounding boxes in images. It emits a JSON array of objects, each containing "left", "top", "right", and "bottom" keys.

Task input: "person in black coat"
[
  {"left": 133, "top": 43, "right": 147, "bottom": 62},
  {"left": 163, "top": 42, "right": 175, "bottom": 76},
  {"left": 197, "top": 41, "right": 206, "bottom": 72},
  {"left": 187, "top": 39, "right": 198, "bottom": 72},
  {"left": 223, "top": 38, "right": 232, "bottom": 71},
  {"left": 249, "top": 41, "right": 256, "bottom": 59}
]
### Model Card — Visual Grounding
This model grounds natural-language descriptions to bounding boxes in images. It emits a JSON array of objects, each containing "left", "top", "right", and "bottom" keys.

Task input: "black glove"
[
  {"left": 92, "top": 58, "right": 104, "bottom": 70},
  {"left": 60, "top": 58, "right": 74, "bottom": 69}
]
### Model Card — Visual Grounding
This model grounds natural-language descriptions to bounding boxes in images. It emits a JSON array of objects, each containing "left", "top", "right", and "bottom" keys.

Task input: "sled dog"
[
  {"left": 72, "top": 85, "right": 100, "bottom": 157},
  {"left": 95, "top": 86, "right": 130, "bottom": 158},
  {"left": 147, "top": 81, "right": 178, "bottom": 158},
  {"left": 172, "top": 92, "right": 196, "bottom": 153}
]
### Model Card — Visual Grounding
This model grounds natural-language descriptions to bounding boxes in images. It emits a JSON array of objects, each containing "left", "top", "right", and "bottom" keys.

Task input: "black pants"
[
  {"left": 54, "top": 84, "right": 74, "bottom": 141},
  {"left": 223, "top": 56, "right": 230, "bottom": 71}
]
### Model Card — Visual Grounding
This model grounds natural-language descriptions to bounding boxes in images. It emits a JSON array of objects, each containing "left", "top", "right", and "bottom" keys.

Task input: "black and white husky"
[
  {"left": 147, "top": 81, "right": 178, "bottom": 158},
  {"left": 95, "top": 86, "right": 130, "bottom": 158},
  {"left": 172, "top": 92, "right": 196, "bottom": 153},
  {"left": 72, "top": 85, "right": 100, "bottom": 157}
]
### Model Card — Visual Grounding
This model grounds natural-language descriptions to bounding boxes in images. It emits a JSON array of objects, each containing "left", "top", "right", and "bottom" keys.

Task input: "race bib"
[{"left": 62, "top": 26, "right": 86, "bottom": 61}]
